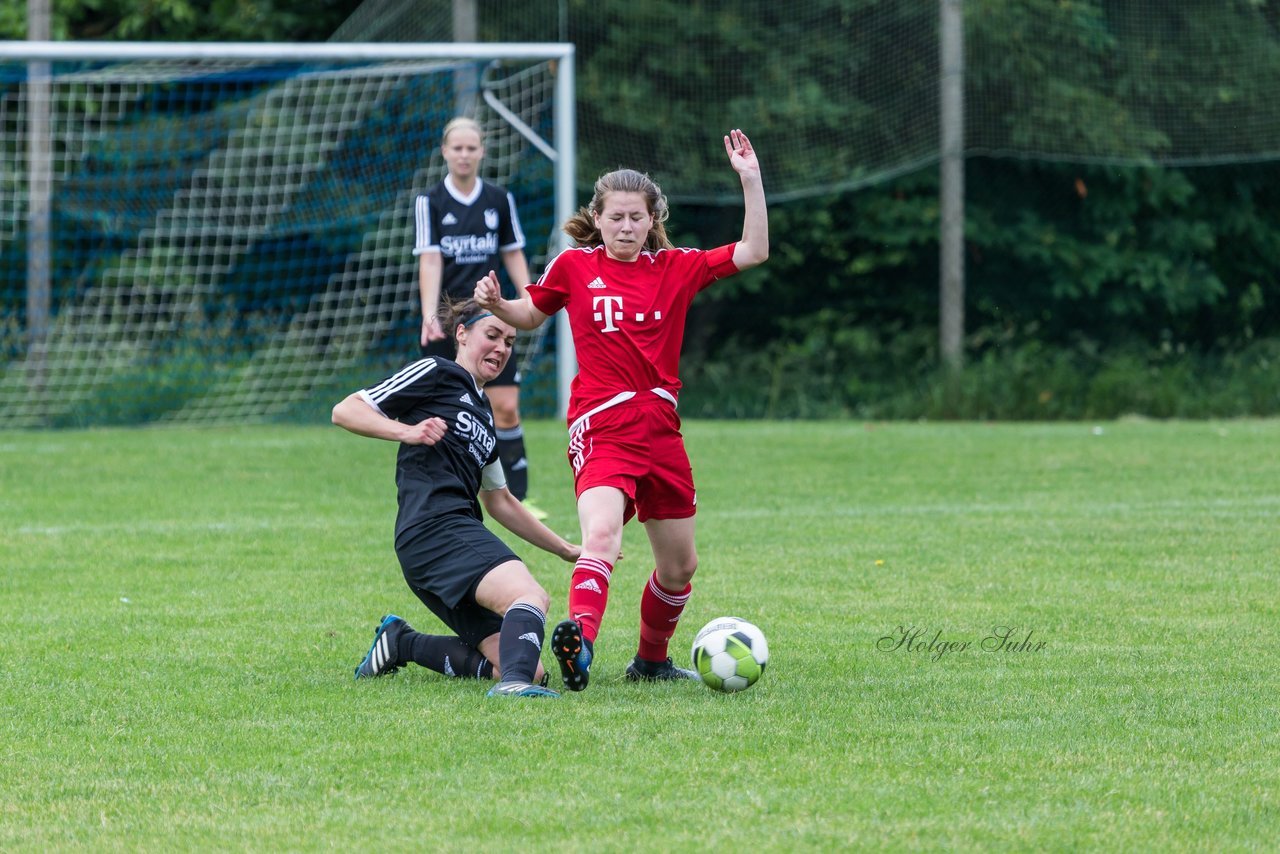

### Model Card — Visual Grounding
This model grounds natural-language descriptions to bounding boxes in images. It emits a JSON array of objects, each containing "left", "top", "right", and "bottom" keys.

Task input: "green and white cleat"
[
  {"left": 354, "top": 614, "right": 410, "bottom": 679},
  {"left": 486, "top": 681, "right": 561, "bottom": 698}
]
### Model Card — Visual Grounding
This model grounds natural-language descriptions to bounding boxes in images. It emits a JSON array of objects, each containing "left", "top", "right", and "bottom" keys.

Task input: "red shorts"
[{"left": 566, "top": 397, "right": 696, "bottom": 524}]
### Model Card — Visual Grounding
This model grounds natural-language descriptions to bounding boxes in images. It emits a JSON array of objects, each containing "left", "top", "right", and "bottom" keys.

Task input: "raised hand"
[
  {"left": 474, "top": 271, "right": 502, "bottom": 310},
  {"left": 724, "top": 129, "right": 760, "bottom": 179}
]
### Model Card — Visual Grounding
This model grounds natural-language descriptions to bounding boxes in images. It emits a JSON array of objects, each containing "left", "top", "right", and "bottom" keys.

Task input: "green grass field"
[{"left": 2, "top": 419, "right": 1277, "bottom": 851}]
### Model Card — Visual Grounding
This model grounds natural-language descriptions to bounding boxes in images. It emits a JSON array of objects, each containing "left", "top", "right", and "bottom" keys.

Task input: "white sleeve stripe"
[
  {"left": 535, "top": 246, "right": 576, "bottom": 284},
  {"left": 356, "top": 389, "right": 389, "bottom": 418},
  {"left": 414, "top": 194, "right": 436, "bottom": 251},
  {"left": 363, "top": 358, "right": 437, "bottom": 403},
  {"left": 506, "top": 191, "right": 526, "bottom": 250}
]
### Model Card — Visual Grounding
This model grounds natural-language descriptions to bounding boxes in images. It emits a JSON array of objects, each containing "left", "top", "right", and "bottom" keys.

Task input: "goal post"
[{"left": 0, "top": 40, "right": 576, "bottom": 428}]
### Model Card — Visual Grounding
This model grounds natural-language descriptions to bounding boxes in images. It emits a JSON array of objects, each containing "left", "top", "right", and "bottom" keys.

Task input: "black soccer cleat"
[
  {"left": 551, "top": 619, "right": 593, "bottom": 692},
  {"left": 624, "top": 655, "right": 699, "bottom": 683},
  {"left": 354, "top": 614, "right": 410, "bottom": 679}
]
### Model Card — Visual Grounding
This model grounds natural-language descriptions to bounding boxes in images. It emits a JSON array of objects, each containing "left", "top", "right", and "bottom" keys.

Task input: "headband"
[{"left": 461, "top": 312, "right": 494, "bottom": 328}]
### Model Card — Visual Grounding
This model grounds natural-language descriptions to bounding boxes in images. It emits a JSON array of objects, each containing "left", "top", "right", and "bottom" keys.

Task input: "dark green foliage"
[
  {"left": 627, "top": 0, "right": 1280, "bottom": 418},
  {"left": 680, "top": 327, "right": 1280, "bottom": 420},
  {"left": 679, "top": 154, "right": 1280, "bottom": 418},
  {"left": 1, "top": 0, "right": 365, "bottom": 42},
  {"left": 550, "top": 0, "right": 939, "bottom": 201},
  {"left": 5, "top": 0, "right": 1280, "bottom": 420}
]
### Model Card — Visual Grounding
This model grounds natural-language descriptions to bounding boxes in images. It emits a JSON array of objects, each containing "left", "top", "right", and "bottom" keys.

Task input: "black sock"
[
  {"left": 497, "top": 601, "right": 545, "bottom": 685},
  {"left": 496, "top": 426, "right": 529, "bottom": 502},
  {"left": 399, "top": 629, "right": 493, "bottom": 679}
]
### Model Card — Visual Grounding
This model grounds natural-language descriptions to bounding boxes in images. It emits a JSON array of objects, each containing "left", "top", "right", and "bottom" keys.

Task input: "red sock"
[
  {"left": 637, "top": 572, "right": 691, "bottom": 662},
  {"left": 568, "top": 556, "right": 612, "bottom": 643}
]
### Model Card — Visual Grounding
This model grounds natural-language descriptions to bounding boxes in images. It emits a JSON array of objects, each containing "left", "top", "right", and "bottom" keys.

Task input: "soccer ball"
[{"left": 691, "top": 616, "right": 769, "bottom": 693}]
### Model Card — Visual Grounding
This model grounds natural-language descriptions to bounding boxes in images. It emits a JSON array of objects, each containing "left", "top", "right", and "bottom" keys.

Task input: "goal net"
[{"left": 0, "top": 42, "right": 573, "bottom": 428}]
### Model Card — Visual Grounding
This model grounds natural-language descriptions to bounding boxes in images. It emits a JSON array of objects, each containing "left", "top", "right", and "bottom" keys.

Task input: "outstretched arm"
[
  {"left": 501, "top": 249, "right": 532, "bottom": 302},
  {"left": 474, "top": 270, "right": 549, "bottom": 330},
  {"left": 481, "top": 487, "right": 580, "bottom": 562},
  {"left": 725, "top": 129, "right": 769, "bottom": 271}
]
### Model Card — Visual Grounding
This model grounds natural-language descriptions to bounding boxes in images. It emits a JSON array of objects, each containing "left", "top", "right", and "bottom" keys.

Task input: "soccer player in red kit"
[{"left": 475, "top": 129, "right": 768, "bottom": 691}]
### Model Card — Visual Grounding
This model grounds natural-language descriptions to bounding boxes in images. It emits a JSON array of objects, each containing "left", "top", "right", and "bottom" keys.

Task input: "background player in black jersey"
[
  {"left": 413, "top": 117, "right": 545, "bottom": 519},
  {"left": 332, "top": 299, "right": 579, "bottom": 698}
]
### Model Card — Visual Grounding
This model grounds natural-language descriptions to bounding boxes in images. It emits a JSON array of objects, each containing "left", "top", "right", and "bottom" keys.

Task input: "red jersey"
[{"left": 527, "top": 243, "right": 739, "bottom": 423}]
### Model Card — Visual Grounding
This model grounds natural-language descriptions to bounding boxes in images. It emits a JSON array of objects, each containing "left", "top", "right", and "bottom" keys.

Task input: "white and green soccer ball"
[{"left": 691, "top": 616, "right": 769, "bottom": 693}]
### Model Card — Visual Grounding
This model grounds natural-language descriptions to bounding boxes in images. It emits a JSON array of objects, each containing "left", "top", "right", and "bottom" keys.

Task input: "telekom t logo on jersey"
[
  {"left": 592, "top": 294, "right": 663, "bottom": 333},
  {"left": 592, "top": 296, "right": 625, "bottom": 332}
]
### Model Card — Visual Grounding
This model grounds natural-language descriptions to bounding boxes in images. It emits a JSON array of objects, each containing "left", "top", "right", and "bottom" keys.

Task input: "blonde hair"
[
  {"left": 441, "top": 117, "right": 484, "bottom": 146},
  {"left": 563, "top": 168, "right": 673, "bottom": 252}
]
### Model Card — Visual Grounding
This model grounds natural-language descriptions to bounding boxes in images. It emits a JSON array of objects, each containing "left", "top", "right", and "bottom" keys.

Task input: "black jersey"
[
  {"left": 358, "top": 357, "right": 507, "bottom": 543},
  {"left": 413, "top": 176, "right": 526, "bottom": 300}
]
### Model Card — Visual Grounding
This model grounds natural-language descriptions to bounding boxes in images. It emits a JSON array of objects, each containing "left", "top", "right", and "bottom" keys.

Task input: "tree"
[{"left": 1, "top": 0, "right": 364, "bottom": 42}]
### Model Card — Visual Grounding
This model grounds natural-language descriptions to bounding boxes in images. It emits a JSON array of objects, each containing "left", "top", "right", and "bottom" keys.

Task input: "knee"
[
  {"left": 660, "top": 554, "right": 698, "bottom": 589},
  {"left": 484, "top": 561, "right": 551, "bottom": 616},
  {"left": 491, "top": 399, "right": 519, "bottom": 427},
  {"left": 582, "top": 518, "right": 623, "bottom": 556},
  {"left": 654, "top": 538, "right": 698, "bottom": 586},
  {"left": 509, "top": 585, "right": 550, "bottom": 616}
]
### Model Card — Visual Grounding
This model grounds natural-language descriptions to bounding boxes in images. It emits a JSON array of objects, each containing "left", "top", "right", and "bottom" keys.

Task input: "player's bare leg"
[
  {"left": 627, "top": 517, "right": 699, "bottom": 682},
  {"left": 554, "top": 487, "right": 626, "bottom": 690}
]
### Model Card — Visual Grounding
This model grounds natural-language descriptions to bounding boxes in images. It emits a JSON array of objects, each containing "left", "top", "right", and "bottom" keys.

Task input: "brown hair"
[
  {"left": 563, "top": 168, "right": 673, "bottom": 252},
  {"left": 441, "top": 297, "right": 493, "bottom": 346}
]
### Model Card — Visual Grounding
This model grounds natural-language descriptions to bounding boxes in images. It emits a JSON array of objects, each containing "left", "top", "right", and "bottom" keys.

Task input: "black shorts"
[
  {"left": 395, "top": 512, "right": 518, "bottom": 647},
  {"left": 421, "top": 338, "right": 520, "bottom": 387}
]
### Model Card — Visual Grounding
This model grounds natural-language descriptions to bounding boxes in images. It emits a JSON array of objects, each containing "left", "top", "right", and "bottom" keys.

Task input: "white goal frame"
[{"left": 0, "top": 40, "right": 578, "bottom": 421}]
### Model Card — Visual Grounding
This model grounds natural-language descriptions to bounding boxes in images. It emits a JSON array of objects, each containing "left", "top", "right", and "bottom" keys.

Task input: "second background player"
[{"left": 413, "top": 117, "right": 546, "bottom": 518}]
